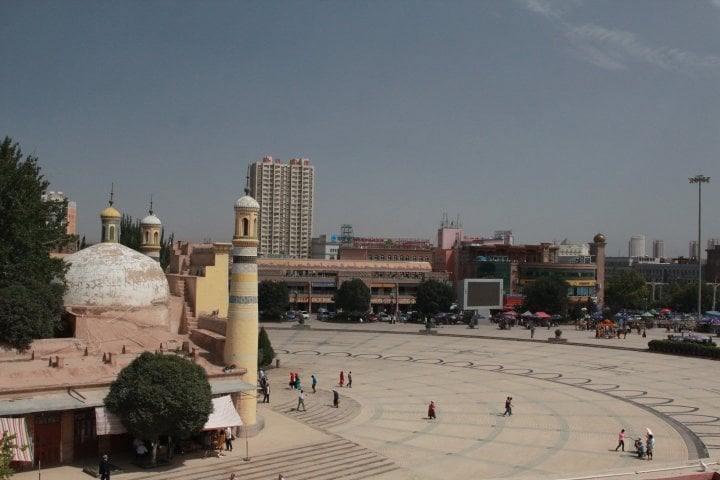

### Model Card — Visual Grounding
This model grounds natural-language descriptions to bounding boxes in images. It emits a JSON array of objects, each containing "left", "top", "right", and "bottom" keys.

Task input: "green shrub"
[
  {"left": 648, "top": 339, "right": 720, "bottom": 359},
  {"left": 258, "top": 327, "right": 275, "bottom": 366}
]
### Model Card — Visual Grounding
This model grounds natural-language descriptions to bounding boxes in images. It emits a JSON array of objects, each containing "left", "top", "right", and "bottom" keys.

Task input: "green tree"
[
  {"left": 0, "top": 431, "right": 22, "bottom": 479},
  {"left": 333, "top": 278, "right": 371, "bottom": 313},
  {"left": 0, "top": 137, "right": 69, "bottom": 351},
  {"left": 119, "top": 214, "right": 141, "bottom": 250},
  {"left": 258, "top": 281, "right": 289, "bottom": 320},
  {"left": 521, "top": 276, "right": 569, "bottom": 315},
  {"left": 159, "top": 231, "right": 173, "bottom": 271},
  {"left": 605, "top": 270, "right": 649, "bottom": 313},
  {"left": 658, "top": 282, "right": 713, "bottom": 314},
  {"left": 257, "top": 326, "right": 275, "bottom": 366},
  {"left": 415, "top": 280, "right": 455, "bottom": 315},
  {"left": 105, "top": 352, "right": 212, "bottom": 465}
]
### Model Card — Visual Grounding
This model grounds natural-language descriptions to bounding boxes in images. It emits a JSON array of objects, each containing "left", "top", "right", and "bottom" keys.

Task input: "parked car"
[
  {"left": 300, "top": 311, "right": 309, "bottom": 320},
  {"left": 285, "top": 311, "right": 297, "bottom": 320},
  {"left": 367, "top": 314, "right": 379, "bottom": 322}
]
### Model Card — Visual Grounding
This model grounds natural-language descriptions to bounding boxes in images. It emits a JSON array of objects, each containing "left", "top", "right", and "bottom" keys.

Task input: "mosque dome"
[
  {"left": 235, "top": 195, "right": 259, "bottom": 210},
  {"left": 593, "top": 233, "right": 606, "bottom": 243},
  {"left": 63, "top": 243, "right": 169, "bottom": 308},
  {"left": 100, "top": 205, "right": 121, "bottom": 219},
  {"left": 141, "top": 213, "right": 162, "bottom": 226}
]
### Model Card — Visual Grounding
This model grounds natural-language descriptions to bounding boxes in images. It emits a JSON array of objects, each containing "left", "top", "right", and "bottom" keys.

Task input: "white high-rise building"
[
  {"left": 249, "top": 156, "right": 315, "bottom": 258},
  {"left": 690, "top": 241, "right": 699, "bottom": 259},
  {"left": 629, "top": 235, "right": 646, "bottom": 258},
  {"left": 652, "top": 239, "right": 664, "bottom": 259}
]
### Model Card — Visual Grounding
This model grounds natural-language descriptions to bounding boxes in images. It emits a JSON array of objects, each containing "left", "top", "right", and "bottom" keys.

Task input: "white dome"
[
  {"left": 141, "top": 213, "right": 162, "bottom": 226},
  {"left": 63, "top": 243, "right": 169, "bottom": 308},
  {"left": 235, "top": 195, "right": 259, "bottom": 209}
]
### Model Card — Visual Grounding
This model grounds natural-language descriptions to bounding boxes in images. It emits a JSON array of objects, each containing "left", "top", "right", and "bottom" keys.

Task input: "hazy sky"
[{"left": 2, "top": 0, "right": 719, "bottom": 257}]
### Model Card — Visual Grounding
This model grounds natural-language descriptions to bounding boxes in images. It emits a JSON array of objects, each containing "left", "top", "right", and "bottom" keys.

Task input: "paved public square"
[{"left": 15, "top": 320, "right": 720, "bottom": 480}]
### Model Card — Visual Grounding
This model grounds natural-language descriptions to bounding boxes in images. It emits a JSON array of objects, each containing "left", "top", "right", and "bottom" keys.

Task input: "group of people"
[
  {"left": 203, "top": 427, "right": 234, "bottom": 457},
  {"left": 615, "top": 428, "right": 655, "bottom": 459},
  {"left": 338, "top": 370, "right": 352, "bottom": 388}
]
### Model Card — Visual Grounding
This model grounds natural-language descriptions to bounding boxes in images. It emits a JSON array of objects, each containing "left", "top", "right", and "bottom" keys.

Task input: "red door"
[{"left": 34, "top": 414, "right": 61, "bottom": 466}]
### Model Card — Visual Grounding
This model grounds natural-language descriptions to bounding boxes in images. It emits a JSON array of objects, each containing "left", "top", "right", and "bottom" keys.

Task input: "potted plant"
[{"left": 555, "top": 329, "right": 562, "bottom": 338}]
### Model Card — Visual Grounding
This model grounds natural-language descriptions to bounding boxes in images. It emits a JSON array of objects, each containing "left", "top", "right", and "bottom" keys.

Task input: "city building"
[
  {"left": 41, "top": 191, "right": 78, "bottom": 254},
  {"left": 707, "top": 244, "right": 720, "bottom": 284},
  {"left": 629, "top": 235, "right": 646, "bottom": 258},
  {"left": 690, "top": 241, "right": 699, "bottom": 259},
  {"left": 433, "top": 214, "right": 512, "bottom": 282},
  {"left": 249, "top": 156, "right": 314, "bottom": 258},
  {"left": 311, "top": 234, "right": 341, "bottom": 260},
  {"left": 605, "top": 255, "right": 702, "bottom": 287},
  {"left": 652, "top": 239, "right": 665, "bottom": 259},
  {"left": 453, "top": 233, "right": 606, "bottom": 307},
  {"left": 258, "top": 258, "right": 447, "bottom": 314},
  {"left": 339, "top": 236, "right": 434, "bottom": 263}
]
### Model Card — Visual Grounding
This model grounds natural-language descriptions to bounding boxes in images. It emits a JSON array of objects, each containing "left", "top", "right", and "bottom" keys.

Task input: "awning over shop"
[
  {"left": 0, "top": 417, "right": 33, "bottom": 462},
  {"left": 95, "top": 407, "right": 127, "bottom": 436},
  {"left": 203, "top": 395, "right": 243, "bottom": 431}
]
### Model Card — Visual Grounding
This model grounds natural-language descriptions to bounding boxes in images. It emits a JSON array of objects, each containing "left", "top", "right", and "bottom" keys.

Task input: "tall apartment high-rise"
[
  {"left": 628, "top": 235, "right": 645, "bottom": 258},
  {"left": 690, "top": 241, "right": 699, "bottom": 259},
  {"left": 652, "top": 239, "right": 664, "bottom": 259},
  {"left": 249, "top": 156, "right": 314, "bottom": 258}
]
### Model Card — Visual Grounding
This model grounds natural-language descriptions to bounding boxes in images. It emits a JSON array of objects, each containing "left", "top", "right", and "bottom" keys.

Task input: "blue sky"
[{"left": 2, "top": 0, "right": 719, "bottom": 257}]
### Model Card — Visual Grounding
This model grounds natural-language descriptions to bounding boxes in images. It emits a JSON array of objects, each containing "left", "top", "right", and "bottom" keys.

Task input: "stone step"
[
  {"left": 270, "top": 388, "right": 362, "bottom": 431},
  {"left": 134, "top": 438, "right": 397, "bottom": 480}
]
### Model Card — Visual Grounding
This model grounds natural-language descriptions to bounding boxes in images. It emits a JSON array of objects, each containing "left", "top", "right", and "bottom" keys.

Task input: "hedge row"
[{"left": 648, "top": 339, "right": 720, "bottom": 359}]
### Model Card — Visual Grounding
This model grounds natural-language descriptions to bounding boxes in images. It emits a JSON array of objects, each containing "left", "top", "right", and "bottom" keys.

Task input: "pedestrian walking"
[
  {"left": 297, "top": 389, "right": 306, "bottom": 411},
  {"left": 530, "top": 323, "right": 536, "bottom": 339},
  {"left": 289, "top": 372, "right": 295, "bottom": 389},
  {"left": 615, "top": 428, "right": 625, "bottom": 451},
  {"left": 503, "top": 396, "right": 513, "bottom": 416},
  {"left": 311, "top": 374, "right": 317, "bottom": 393},
  {"left": 347, "top": 371, "right": 352, "bottom": 388},
  {"left": 294, "top": 372, "right": 301, "bottom": 390},
  {"left": 229, "top": 474, "right": 236, "bottom": 480},
  {"left": 225, "top": 427, "right": 234, "bottom": 451},
  {"left": 263, "top": 382, "right": 270, "bottom": 403},
  {"left": 339, "top": 370, "right": 344, "bottom": 387},
  {"left": 428, "top": 401, "right": 436, "bottom": 420},
  {"left": 99, "top": 454, "right": 111, "bottom": 480},
  {"left": 333, "top": 388, "right": 340, "bottom": 408}
]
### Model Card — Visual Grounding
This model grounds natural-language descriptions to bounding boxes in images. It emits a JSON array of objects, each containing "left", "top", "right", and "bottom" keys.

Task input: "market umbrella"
[
  {"left": 535, "top": 311, "right": 551, "bottom": 318},
  {"left": 640, "top": 311, "right": 655, "bottom": 318},
  {"left": 521, "top": 310, "right": 534, "bottom": 317},
  {"left": 659, "top": 308, "right": 672, "bottom": 314}
]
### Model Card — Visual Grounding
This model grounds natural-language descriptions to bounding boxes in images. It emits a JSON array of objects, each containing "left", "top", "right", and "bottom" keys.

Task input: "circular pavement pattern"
[{"left": 265, "top": 327, "right": 719, "bottom": 480}]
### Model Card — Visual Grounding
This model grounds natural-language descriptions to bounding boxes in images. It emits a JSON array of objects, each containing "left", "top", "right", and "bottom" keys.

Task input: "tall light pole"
[{"left": 689, "top": 174, "right": 710, "bottom": 322}]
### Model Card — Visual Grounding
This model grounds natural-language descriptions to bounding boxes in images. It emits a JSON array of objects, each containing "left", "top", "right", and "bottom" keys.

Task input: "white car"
[{"left": 301, "top": 311, "right": 309, "bottom": 320}]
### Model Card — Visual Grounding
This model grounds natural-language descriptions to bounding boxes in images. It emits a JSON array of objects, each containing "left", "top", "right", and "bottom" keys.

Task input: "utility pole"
[{"left": 689, "top": 174, "right": 710, "bottom": 322}]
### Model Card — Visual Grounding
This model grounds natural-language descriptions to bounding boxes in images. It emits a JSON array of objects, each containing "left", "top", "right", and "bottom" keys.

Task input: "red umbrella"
[
  {"left": 659, "top": 308, "right": 672, "bottom": 314},
  {"left": 535, "top": 311, "right": 551, "bottom": 318}
]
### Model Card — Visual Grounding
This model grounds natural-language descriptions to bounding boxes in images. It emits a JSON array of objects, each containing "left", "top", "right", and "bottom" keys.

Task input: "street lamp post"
[{"left": 689, "top": 174, "right": 710, "bottom": 323}]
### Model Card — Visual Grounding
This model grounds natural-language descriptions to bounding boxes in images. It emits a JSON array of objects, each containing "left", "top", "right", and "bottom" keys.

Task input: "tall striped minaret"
[{"left": 224, "top": 186, "right": 260, "bottom": 425}]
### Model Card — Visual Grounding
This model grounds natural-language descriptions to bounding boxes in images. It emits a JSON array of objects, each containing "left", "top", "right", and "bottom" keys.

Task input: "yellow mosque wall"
[{"left": 195, "top": 243, "right": 231, "bottom": 317}]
